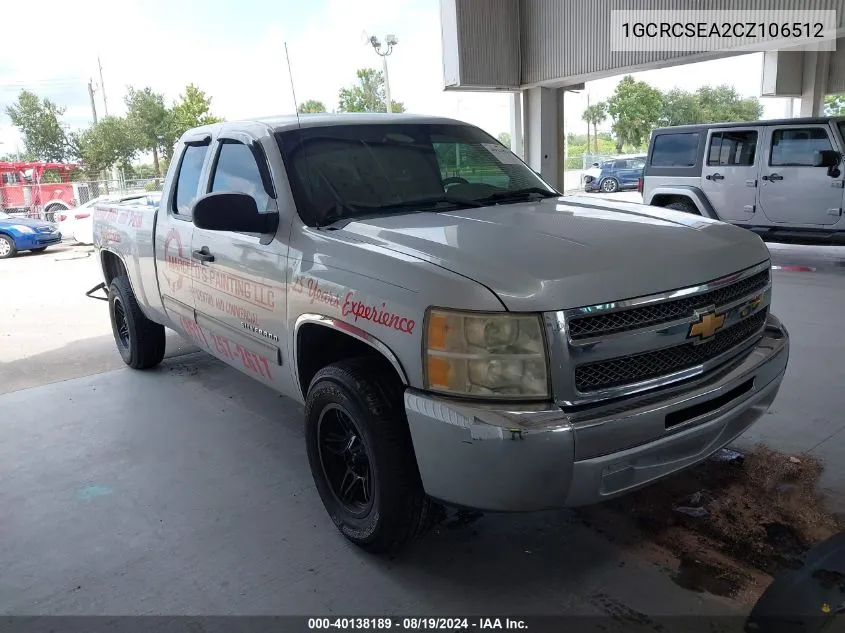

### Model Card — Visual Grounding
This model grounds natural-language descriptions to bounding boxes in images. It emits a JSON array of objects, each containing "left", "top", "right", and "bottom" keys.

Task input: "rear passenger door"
[
  {"left": 613, "top": 158, "right": 644, "bottom": 188},
  {"left": 758, "top": 124, "right": 843, "bottom": 225},
  {"left": 190, "top": 133, "right": 287, "bottom": 389},
  {"left": 155, "top": 137, "right": 210, "bottom": 326},
  {"left": 701, "top": 128, "right": 760, "bottom": 222}
]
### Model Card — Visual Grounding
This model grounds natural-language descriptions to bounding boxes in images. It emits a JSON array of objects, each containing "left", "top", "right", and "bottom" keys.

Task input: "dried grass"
[{"left": 578, "top": 445, "right": 843, "bottom": 603}]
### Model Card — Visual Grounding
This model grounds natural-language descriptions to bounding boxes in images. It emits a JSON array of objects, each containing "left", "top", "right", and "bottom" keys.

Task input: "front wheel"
[
  {"left": 108, "top": 275, "right": 166, "bottom": 369},
  {"left": 305, "top": 358, "right": 433, "bottom": 553},
  {"left": 600, "top": 178, "right": 619, "bottom": 193},
  {"left": 0, "top": 235, "right": 17, "bottom": 259}
]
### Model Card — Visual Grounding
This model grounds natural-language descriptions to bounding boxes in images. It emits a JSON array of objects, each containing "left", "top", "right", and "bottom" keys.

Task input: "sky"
[{"left": 0, "top": 0, "right": 797, "bottom": 158}]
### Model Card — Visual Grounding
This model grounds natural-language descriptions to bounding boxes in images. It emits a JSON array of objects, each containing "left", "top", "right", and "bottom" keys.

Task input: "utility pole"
[
  {"left": 88, "top": 79, "right": 98, "bottom": 124},
  {"left": 382, "top": 55, "right": 391, "bottom": 115},
  {"left": 367, "top": 34, "right": 398, "bottom": 113},
  {"left": 98, "top": 56, "right": 109, "bottom": 117}
]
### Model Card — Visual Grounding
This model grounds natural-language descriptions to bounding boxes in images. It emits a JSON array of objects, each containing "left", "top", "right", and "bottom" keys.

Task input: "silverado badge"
[
  {"left": 738, "top": 295, "right": 763, "bottom": 319},
  {"left": 688, "top": 309, "right": 726, "bottom": 341}
]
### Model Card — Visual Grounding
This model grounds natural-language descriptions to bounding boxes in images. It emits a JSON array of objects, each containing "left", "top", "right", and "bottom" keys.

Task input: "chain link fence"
[{"left": 1, "top": 177, "right": 164, "bottom": 222}]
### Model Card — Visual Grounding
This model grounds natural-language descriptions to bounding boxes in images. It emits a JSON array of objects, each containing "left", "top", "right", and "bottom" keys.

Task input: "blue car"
[
  {"left": 583, "top": 156, "right": 646, "bottom": 193},
  {"left": 0, "top": 211, "right": 62, "bottom": 259}
]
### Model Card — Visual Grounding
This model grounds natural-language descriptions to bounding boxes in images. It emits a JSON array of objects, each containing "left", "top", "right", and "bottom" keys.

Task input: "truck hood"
[{"left": 338, "top": 196, "right": 770, "bottom": 312}]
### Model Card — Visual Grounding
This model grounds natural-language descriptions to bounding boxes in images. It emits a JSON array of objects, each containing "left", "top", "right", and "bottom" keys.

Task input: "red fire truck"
[{"left": 0, "top": 162, "right": 78, "bottom": 221}]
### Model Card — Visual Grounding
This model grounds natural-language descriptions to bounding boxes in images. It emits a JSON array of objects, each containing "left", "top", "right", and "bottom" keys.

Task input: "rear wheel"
[
  {"left": 108, "top": 275, "right": 166, "bottom": 369},
  {"left": 305, "top": 358, "right": 432, "bottom": 553},
  {"left": 665, "top": 200, "right": 699, "bottom": 215},
  {"left": 0, "top": 235, "right": 17, "bottom": 259}
]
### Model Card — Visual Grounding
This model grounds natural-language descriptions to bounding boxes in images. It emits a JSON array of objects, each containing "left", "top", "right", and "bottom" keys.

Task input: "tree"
[
  {"left": 824, "top": 94, "right": 845, "bottom": 116},
  {"left": 659, "top": 89, "right": 703, "bottom": 127},
  {"left": 77, "top": 116, "right": 138, "bottom": 178},
  {"left": 125, "top": 87, "right": 170, "bottom": 177},
  {"left": 298, "top": 99, "right": 327, "bottom": 114},
  {"left": 695, "top": 85, "right": 762, "bottom": 122},
  {"left": 497, "top": 132, "right": 511, "bottom": 147},
  {"left": 338, "top": 69, "right": 405, "bottom": 113},
  {"left": 606, "top": 76, "right": 663, "bottom": 153},
  {"left": 660, "top": 85, "right": 763, "bottom": 127},
  {"left": 581, "top": 102, "right": 608, "bottom": 154},
  {"left": 167, "top": 84, "right": 224, "bottom": 158},
  {"left": 5, "top": 90, "right": 72, "bottom": 161}
]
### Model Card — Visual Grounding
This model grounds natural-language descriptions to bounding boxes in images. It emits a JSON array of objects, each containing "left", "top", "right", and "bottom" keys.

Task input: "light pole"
[{"left": 368, "top": 34, "right": 398, "bottom": 113}]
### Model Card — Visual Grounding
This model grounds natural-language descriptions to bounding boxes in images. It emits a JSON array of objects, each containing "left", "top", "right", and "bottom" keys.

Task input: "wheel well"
[
  {"left": 649, "top": 194, "right": 700, "bottom": 213},
  {"left": 44, "top": 202, "right": 68, "bottom": 210},
  {"left": 101, "top": 250, "right": 127, "bottom": 285},
  {"left": 296, "top": 323, "right": 404, "bottom": 397}
]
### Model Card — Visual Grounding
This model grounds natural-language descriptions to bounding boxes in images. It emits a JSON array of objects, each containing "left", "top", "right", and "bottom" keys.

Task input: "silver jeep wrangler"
[{"left": 641, "top": 116, "right": 845, "bottom": 244}]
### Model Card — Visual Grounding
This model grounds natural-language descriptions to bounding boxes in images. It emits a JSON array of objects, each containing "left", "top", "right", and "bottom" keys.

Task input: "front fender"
[
  {"left": 1, "top": 228, "right": 34, "bottom": 249},
  {"left": 292, "top": 314, "right": 409, "bottom": 402},
  {"left": 645, "top": 185, "right": 719, "bottom": 219}
]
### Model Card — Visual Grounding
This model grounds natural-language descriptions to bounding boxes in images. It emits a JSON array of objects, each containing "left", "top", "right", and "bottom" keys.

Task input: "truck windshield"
[{"left": 275, "top": 123, "right": 558, "bottom": 226}]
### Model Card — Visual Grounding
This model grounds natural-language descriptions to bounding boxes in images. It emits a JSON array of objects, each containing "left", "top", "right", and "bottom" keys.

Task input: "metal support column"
[
  {"left": 510, "top": 92, "right": 524, "bottom": 159},
  {"left": 524, "top": 87, "right": 564, "bottom": 191},
  {"left": 799, "top": 44, "right": 831, "bottom": 117}
]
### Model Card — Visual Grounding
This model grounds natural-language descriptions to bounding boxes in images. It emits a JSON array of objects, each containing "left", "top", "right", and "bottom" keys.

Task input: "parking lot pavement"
[
  {"left": 2, "top": 238, "right": 844, "bottom": 617},
  {"left": 0, "top": 244, "right": 198, "bottom": 394},
  {"left": 734, "top": 243, "right": 845, "bottom": 512},
  {"left": 1, "top": 353, "right": 741, "bottom": 618}
]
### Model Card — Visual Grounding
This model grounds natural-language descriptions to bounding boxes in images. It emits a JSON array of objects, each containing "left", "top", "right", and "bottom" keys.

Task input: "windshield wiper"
[
  {"left": 477, "top": 187, "right": 560, "bottom": 204},
  {"left": 315, "top": 196, "right": 484, "bottom": 229},
  {"left": 376, "top": 196, "right": 484, "bottom": 212}
]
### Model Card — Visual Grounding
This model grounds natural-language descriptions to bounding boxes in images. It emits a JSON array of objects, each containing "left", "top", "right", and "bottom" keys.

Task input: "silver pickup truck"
[{"left": 89, "top": 113, "right": 789, "bottom": 552}]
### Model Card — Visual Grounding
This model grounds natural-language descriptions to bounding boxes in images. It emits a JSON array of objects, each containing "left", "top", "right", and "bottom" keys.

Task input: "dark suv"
[{"left": 583, "top": 156, "right": 646, "bottom": 193}]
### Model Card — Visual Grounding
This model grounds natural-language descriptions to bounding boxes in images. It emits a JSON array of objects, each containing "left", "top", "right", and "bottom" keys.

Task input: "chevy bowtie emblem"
[{"left": 688, "top": 309, "right": 726, "bottom": 341}]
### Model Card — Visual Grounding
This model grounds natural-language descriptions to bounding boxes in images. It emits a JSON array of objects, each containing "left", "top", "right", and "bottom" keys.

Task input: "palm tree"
[{"left": 582, "top": 103, "right": 608, "bottom": 154}]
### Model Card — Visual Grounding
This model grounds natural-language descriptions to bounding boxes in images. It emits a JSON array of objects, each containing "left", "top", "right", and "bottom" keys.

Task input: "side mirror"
[
  {"left": 813, "top": 149, "right": 840, "bottom": 168},
  {"left": 192, "top": 192, "right": 278, "bottom": 234}
]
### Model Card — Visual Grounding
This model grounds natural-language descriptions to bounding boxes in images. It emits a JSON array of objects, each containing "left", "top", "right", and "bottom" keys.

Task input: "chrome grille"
[
  {"left": 568, "top": 269, "right": 769, "bottom": 340},
  {"left": 574, "top": 308, "right": 768, "bottom": 392}
]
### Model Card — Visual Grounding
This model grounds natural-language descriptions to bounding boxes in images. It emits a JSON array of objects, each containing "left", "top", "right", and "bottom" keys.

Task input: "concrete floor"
[{"left": 2, "top": 240, "right": 845, "bottom": 617}]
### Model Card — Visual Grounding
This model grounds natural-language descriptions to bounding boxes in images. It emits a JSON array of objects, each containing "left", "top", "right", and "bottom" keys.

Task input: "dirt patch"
[{"left": 578, "top": 445, "right": 844, "bottom": 605}]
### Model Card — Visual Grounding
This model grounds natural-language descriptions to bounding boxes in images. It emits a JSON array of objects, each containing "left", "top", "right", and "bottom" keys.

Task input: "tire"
[
  {"left": 665, "top": 200, "right": 700, "bottom": 215},
  {"left": 0, "top": 235, "right": 17, "bottom": 259},
  {"left": 30, "top": 247, "right": 47, "bottom": 253},
  {"left": 108, "top": 275, "right": 166, "bottom": 369},
  {"left": 600, "top": 178, "right": 619, "bottom": 193},
  {"left": 305, "top": 358, "right": 432, "bottom": 553},
  {"left": 44, "top": 205, "right": 64, "bottom": 223}
]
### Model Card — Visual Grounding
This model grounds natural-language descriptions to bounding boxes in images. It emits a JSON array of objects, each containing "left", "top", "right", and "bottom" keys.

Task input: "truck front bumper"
[{"left": 404, "top": 313, "right": 789, "bottom": 512}]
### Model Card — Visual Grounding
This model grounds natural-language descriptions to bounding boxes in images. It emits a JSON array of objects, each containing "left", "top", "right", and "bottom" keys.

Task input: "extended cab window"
[
  {"left": 770, "top": 128, "right": 833, "bottom": 167},
  {"left": 210, "top": 141, "right": 271, "bottom": 212},
  {"left": 173, "top": 144, "right": 209, "bottom": 217},
  {"left": 707, "top": 131, "right": 757, "bottom": 166},
  {"left": 650, "top": 133, "right": 699, "bottom": 167}
]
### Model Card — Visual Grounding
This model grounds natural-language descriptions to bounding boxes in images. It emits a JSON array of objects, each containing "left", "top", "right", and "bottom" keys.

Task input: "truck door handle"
[
  {"left": 706, "top": 173, "right": 724, "bottom": 181},
  {"left": 192, "top": 247, "right": 214, "bottom": 263},
  {"left": 763, "top": 173, "right": 783, "bottom": 181}
]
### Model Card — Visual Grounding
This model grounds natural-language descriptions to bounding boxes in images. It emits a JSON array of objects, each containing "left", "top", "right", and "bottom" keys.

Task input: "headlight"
[
  {"left": 423, "top": 308, "right": 550, "bottom": 400},
  {"left": 13, "top": 225, "right": 34, "bottom": 233}
]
